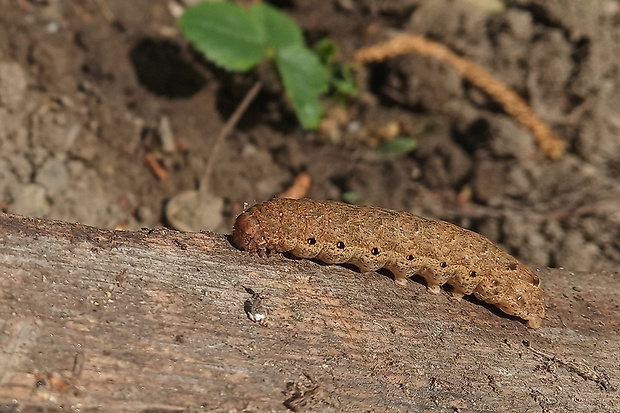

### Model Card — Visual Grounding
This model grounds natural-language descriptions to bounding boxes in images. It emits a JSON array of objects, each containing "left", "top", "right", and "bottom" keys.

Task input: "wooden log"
[{"left": 0, "top": 212, "right": 618, "bottom": 412}]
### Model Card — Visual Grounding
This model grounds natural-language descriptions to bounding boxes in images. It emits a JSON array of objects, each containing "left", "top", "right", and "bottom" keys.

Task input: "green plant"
[
  {"left": 179, "top": 1, "right": 329, "bottom": 129},
  {"left": 376, "top": 136, "right": 418, "bottom": 157},
  {"left": 340, "top": 190, "right": 361, "bottom": 205},
  {"left": 314, "top": 38, "right": 357, "bottom": 100}
]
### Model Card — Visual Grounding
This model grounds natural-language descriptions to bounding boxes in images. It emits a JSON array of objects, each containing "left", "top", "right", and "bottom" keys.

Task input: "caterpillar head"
[{"left": 233, "top": 208, "right": 268, "bottom": 252}]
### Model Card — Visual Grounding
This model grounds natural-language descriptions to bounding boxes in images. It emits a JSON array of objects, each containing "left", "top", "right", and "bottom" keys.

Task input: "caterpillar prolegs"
[{"left": 233, "top": 198, "right": 545, "bottom": 328}]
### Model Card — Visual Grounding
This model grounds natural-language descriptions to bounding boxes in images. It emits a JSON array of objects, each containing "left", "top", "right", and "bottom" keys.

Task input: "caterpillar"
[{"left": 232, "top": 198, "right": 545, "bottom": 328}]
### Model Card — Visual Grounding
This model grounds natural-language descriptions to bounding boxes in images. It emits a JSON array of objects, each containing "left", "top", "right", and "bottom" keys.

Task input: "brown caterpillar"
[{"left": 233, "top": 198, "right": 544, "bottom": 328}]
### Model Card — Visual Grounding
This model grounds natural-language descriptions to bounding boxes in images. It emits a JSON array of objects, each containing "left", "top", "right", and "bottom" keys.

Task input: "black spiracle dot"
[
  {"left": 440, "top": 262, "right": 447, "bottom": 268},
  {"left": 371, "top": 247, "right": 379, "bottom": 255},
  {"left": 337, "top": 241, "right": 345, "bottom": 249},
  {"left": 470, "top": 271, "right": 477, "bottom": 277},
  {"left": 308, "top": 238, "right": 316, "bottom": 245},
  {"left": 406, "top": 255, "right": 414, "bottom": 261}
]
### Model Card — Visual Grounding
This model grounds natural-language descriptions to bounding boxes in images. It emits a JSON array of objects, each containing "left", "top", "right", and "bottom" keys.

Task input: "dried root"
[{"left": 355, "top": 35, "right": 565, "bottom": 159}]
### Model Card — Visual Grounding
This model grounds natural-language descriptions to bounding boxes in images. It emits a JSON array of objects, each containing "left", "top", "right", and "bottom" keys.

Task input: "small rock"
[
  {"left": 136, "top": 205, "right": 157, "bottom": 226},
  {"left": 472, "top": 160, "right": 505, "bottom": 206},
  {"left": 503, "top": 9, "right": 533, "bottom": 41},
  {"left": 502, "top": 214, "right": 550, "bottom": 268},
  {"left": 463, "top": 0, "right": 505, "bottom": 14},
  {"left": 69, "top": 130, "right": 100, "bottom": 162},
  {"left": 8, "top": 155, "right": 33, "bottom": 183},
  {"left": 8, "top": 184, "right": 50, "bottom": 218},
  {"left": 555, "top": 230, "right": 600, "bottom": 271},
  {"left": 0, "top": 61, "right": 28, "bottom": 110},
  {"left": 158, "top": 116, "right": 176, "bottom": 153},
  {"left": 487, "top": 116, "right": 535, "bottom": 161},
  {"left": 165, "top": 190, "right": 224, "bottom": 232},
  {"left": 505, "top": 167, "right": 531, "bottom": 198},
  {"left": 35, "top": 157, "right": 69, "bottom": 193},
  {"left": 0, "top": 158, "right": 20, "bottom": 198}
]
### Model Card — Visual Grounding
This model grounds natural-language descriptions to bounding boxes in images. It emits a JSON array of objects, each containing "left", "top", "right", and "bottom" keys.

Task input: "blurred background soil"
[{"left": 1, "top": 0, "right": 619, "bottom": 273}]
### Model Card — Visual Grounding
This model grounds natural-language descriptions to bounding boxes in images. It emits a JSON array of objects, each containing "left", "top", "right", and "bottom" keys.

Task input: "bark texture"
[{"left": 0, "top": 212, "right": 618, "bottom": 412}]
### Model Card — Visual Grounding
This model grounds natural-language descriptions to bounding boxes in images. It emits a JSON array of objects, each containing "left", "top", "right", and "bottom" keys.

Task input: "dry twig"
[
  {"left": 201, "top": 81, "right": 262, "bottom": 191},
  {"left": 278, "top": 172, "right": 311, "bottom": 199},
  {"left": 145, "top": 153, "right": 168, "bottom": 182}
]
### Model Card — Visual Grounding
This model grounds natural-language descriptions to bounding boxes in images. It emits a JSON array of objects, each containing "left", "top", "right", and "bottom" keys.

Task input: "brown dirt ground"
[{"left": 0, "top": 3, "right": 619, "bottom": 282}]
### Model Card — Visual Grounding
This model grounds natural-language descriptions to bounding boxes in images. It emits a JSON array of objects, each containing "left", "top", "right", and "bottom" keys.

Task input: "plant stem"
[{"left": 201, "top": 81, "right": 262, "bottom": 192}]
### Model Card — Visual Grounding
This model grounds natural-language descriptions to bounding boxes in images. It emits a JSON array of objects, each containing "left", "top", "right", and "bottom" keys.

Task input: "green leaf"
[
  {"left": 376, "top": 136, "right": 418, "bottom": 156},
  {"left": 179, "top": 2, "right": 266, "bottom": 72},
  {"left": 341, "top": 191, "right": 362, "bottom": 204},
  {"left": 249, "top": 3, "right": 303, "bottom": 51},
  {"left": 314, "top": 38, "right": 337, "bottom": 64},
  {"left": 276, "top": 47, "right": 329, "bottom": 129},
  {"left": 330, "top": 63, "right": 358, "bottom": 96},
  {"left": 314, "top": 38, "right": 357, "bottom": 98},
  {"left": 180, "top": 2, "right": 330, "bottom": 129},
  {"left": 331, "top": 77, "right": 358, "bottom": 96}
]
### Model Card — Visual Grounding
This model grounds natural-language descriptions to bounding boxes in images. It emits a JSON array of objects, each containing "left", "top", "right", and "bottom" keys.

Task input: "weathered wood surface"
[{"left": 0, "top": 212, "right": 618, "bottom": 412}]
